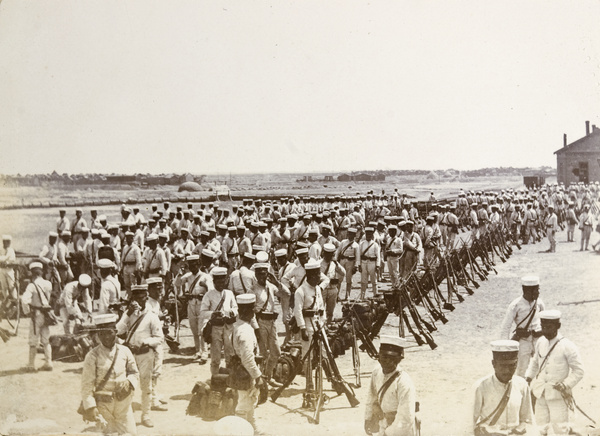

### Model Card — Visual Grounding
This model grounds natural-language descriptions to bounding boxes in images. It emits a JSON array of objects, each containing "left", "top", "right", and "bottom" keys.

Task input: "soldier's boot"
[
  {"left": 40, "top": 344, "right": 53, "bottom": 371},
  {"left": 25, "top": 346, "right": 37, "bottom": 372}
]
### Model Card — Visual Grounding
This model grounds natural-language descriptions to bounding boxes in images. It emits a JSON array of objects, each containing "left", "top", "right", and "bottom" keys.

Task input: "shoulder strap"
[
  {"left": 477, "top": 380, "right": 512, "bottom": 427},
  {"left": 297, "top": 274, "right": 306, "bottom": 288},
  {"left": 215, "top": 293, "right": 226, "bottom": 311},
  {"left": 514, "top": 300, "right": 538, "bottom": 330},
  {"left": 259, "top": 285, "right": 272, "bottom": 312},
  {"left": 376, "top": 370, "right": 401, "bottom": 406},
  {"left": 341, "top": 242, "right": 353, "bottom": 257},
  {"left": 33, "top": 282, "right": 50, "bottom": 307},
  {"left": 361, "top": 242, "right": 375, "bottom": 258},
  {"left": 124, "top": 313, "right": 146, "bottom": 345},
  {"left": 96, "top": 347, "right": 120, "bottom": 392},
  {"left": 187, "top": 273, "right": 202, "bottom": 294},
  {"left": 535, "top": 338, "right": 563, "bottom": 379},
  {"left": 145, "top": 249, "right": 158, "bottom": 272},
  {"left": 386, "top": 237, "right": 396, "bottom": 251}
]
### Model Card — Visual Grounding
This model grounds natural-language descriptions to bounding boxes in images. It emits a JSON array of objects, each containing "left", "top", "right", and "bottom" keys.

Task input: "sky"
[{"left": 0, "top": 1, "right": 599, "bottom": 176}]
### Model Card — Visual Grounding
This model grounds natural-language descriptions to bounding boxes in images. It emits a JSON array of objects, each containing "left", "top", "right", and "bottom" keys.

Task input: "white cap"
[
  {"left": 254, "top": 262, "right": 269, "bottom": 270},
  {"left": 304, "top": 259, "right": 321, "bottom": 271},
  {"left": 146, "top": 277, "right": 163, "bottom": 285},
  {"left": 379, "top": 335, "right": 408, "bottom": 354},
  {"left": 539, "top": 310, "right": 561, "bottom": 321},
  {"left": 91, "top": 313, "right": 119, "bottom": 328},
  {"left": 201, "top": 248, "right": 215, "bottom": 258},
  {"left": 274, "top": 248, "right": 287, "bottom": 257},
  {"left": 49, "top": 231, "right": 58, "bottom": 237},
  {"left": 146, "top": 234, "right": 158, "bottom": 242},
  {"left": 521, "top": 275, "right": 539, "bottom": 287},
  {"left": 78, "top": 274, "right": 92, "bottom": 287},
  {"left": 211, "top": 267, "right": 228, "bottom": 277},
  {"left": 490, "top": 339, "right": 519, "bottom": 353},
  {"left": 97, "top": 258, "right": 115, "bottom": 269},
  {"left": 255, "top": 251, "right": 269, "bottom": 263},
  {"left": 295, "top": 247, "right": 309, "bottom": 255},
  {"left": 186, "top": 254, "right": 199, "bottom": 262},
  {"left": 323, "top": 243, "right": 336, "bottom": 253},
  {"left": 236, "top": 294, "right": 256, "bottom": 305},
  {"left": 29, "top": 261, "right": 43, "bottom": 270}
]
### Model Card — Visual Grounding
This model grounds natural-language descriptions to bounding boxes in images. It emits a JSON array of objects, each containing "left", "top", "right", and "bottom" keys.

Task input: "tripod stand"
[{"left": 271, "top": 318, "right": 359, "bottom": 424}]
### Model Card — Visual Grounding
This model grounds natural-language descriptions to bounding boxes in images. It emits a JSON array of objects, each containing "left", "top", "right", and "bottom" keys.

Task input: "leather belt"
[
  {"left": 256, "top": 312, "right": 279, "bottom": 320},
  {"left": 362, "top": 256, "right": 377, "bottom": 261}
]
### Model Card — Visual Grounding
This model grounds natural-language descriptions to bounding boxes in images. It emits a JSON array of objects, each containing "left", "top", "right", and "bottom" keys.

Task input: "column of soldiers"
[{"left": 8, "top": 182, "right": 596, "bottom": 435}]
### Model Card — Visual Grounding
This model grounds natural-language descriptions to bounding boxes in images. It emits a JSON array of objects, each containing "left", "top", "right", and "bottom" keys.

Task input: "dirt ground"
[{"left": 1, "top": 225, "right": 599, "bottom": 436}]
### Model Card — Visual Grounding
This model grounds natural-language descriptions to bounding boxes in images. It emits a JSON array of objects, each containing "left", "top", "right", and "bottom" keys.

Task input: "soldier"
[
  {"left": 116, "top": 284, "right": 164, "bottom": 428},
  {"left": 472, "top": 340, "right": 534, "bottom": 435},
  {"left": 274, "top": 248, "right": 294, "bottom": 341},
  {"left": 578, "top": 204, "right": 594, "bottom": 251},
  {"left": 90, "top": 209, "right": 102, "bottom": 230},
  {"left": 383, "top": 225, "right": 403, "bottom": 289},
  {"left": 71, "top": 208, "right": 88, "bottom": 249},
  {"left": 58, "top": 273, "right": 92, "bottom": 334},
  {"left": 469, "top": 203, "right": 480, "bottom": 240},
  {"left": 294, "top": 259, "right": 325, "bottom": 366},
  {"left": 20, "top": 262, "right": 54, "bottom": 372},
  {"left": 400, "top": 221, "right": 421, "bottom": 279},
  {"left": 81, "top": 313, "right": 139, "bottom": 435},
  {"left": 525, "top": 310, "right": 584, "bottom": 435},
  {"left": 142, "top": 234, "right": 167, "bottom": 280},
  {"left": 121, "top": 232, "right": 142, "bottom": 298},
  {"left": 308, "top": 229, "right": 322, "bottom": 260},
  {"left": 320, "top": 243, "right": 345, "bottom": 323},
  {"left": 201, "top": 267, "right": 237, "bottom": 376},
  {"left": 359, "top": 227, "right": 381, "bottom": 299},
  {"left": 173, "top": 228, "right": 194, "bottom": 257},
  {"left": 181, "top": 254, "right": 213, "bottom": 363},
  {"left": 524, "top": 203, "right": 538, "bottom": 244},
  {"left": 0, "top": 235, "right": 16, "bottom": 301},
  {"left": 251, "top": 262, "right": 282, "bottom": 384},
  {"left": 229, "top": 252, "right": 257, "bottom": 296},
  {"left": 499, "top": 276, "right": 545, "bottom": 377},
  {"left": 57, "top": 230, "right": 74, "bottom": 285},
  {"left": 145, "top": 277, "right": 169, "bottom": 413},
  {"left": 337, "top": 227, "right": 359, "bottom": 300},
  {"left": 56, "top": 209, "right": 70, "bottom": 236},
  {"left": 544, "top": 205, "right": 559, "bottom": 253},
  {"left": 445, "top": 205, "right": 460, "bottom": 250},
  {"left": 565, "top": 202, "right": 578, "bottom": 242},
  {"left": 222, "top": 226, "right": 240, "bottom": 273},
  {"left": 364, "top": 335, "right": 416, "bottom": 436},
  {"left": 98, "top": 259, "right": 121, "bottom": 314},
  {"left": 232, "top": 293, "right": 265, "bottom": 433}
]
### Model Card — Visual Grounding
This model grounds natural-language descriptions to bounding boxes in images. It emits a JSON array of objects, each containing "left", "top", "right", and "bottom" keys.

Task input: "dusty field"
[{"left": 1, "top": 226, "right": 599, "bottom": 436}]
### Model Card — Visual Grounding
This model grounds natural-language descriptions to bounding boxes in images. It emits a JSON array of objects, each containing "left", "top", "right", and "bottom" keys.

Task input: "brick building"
[{"left": 555, "top": 120, "right": 600, "bottom": 185}]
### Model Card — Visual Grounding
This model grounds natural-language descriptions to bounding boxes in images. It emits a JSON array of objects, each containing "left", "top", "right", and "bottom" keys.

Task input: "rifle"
[
  {"left": 401, "top": 310, "right": 424, "bottom": 346},
  {"left": 313, "top": 319, "right": 360, "bottom": 408},
  {"left": 398, "top": 284, "right": 437, "bottom": 350},
  {"left": 412, "top": 275, "right": 448, "bottom": 323}
]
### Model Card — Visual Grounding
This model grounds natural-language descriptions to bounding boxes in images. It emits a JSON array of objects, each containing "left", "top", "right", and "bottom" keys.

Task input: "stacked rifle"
[{"left": 381, "top": 227, "right": 517, "bottom": 350}]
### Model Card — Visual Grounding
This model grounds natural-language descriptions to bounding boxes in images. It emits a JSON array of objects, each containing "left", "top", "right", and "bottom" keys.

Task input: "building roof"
[{"left": 554, "top": 126, "right": 600, "bottom": 155}]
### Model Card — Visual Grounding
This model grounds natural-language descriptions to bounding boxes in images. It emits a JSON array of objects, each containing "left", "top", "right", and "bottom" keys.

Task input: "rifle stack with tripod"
[{"left": 270, "top": 226, "right": 518, "bottom": 424}]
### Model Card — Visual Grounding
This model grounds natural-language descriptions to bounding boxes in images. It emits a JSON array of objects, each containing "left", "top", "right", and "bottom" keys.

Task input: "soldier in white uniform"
[
  {"left": 499, "top": 275, "right": 545, "bottom": 377},
  {"left": 472, "top": 340, "right": 535, "bottom": 435},
  {"left": 232, "top": 293, "right": 265, "bottom": 432},
  {"left": 364, "top": 335, "right": 417, "bottom": 436},
  {"left": 142, "top": 234, "right": 167, "bottom": 280},
  {"left": 116, "top": 285, "right": 164, "bottom": 428},
  {"left": 20, "top": 262, "right": 54, "bottom": 372},
  {"left": 383, "top": 226, "right": 403, "bottom": 290},
  {"left": 201, "top": 267, "right": 237, "bottom": 376},
  {"left": 56, "top": 209, "right": 70, "bottom": 236},
  {"left": 98, "top": 259, "right": 120, "bottom": 314},
  {"left": 251, "top": 262, "right": 282, "bottom": 383},
  {"left": 121, "top": 231, "right": 142, "bottom": 299},
  {"left": 294, "top": 259, "right": 325, "bottom": 362},
  {"left": 544, "top": 205, "right": 559, "bottom": 253},
  {"left": 320, "top": 243, "right": 345, "bottom": 323},
  {"left": 181, "top": 254, "right": 214, "bottom": 363},
  {"left": 145, "top": 277, "right": 168, "bottom": 412},
  {"left": 525, "top": 310, "right": 584, "bottom": 435},
  {"left": 58, "top": 273, "right": 92, "bottom": 334},
  {"left": 359, "top": 227, "right": 381, "bottom": 299},
  {"left": 0, "top": 235, "right": 16, "bottom": 300},
  {"left": 81, "top": 313, "right": 139, "bottom": 435},
  {"left": 336, "top": 228, "right": 359, "bottom": 300}
]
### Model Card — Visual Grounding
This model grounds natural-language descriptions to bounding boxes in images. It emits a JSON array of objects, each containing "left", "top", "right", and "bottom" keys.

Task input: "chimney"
[
  {"left": 586, "top": 120, "right": 590, "bottom": 135},
  {"left": 563, "top": 133, "right": 567, "bottom": 147}
]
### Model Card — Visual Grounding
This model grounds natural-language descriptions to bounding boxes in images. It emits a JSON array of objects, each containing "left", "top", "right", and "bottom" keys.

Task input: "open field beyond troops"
[{"left": 0, "top": 177, "right": 598, "bottom": 436}]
